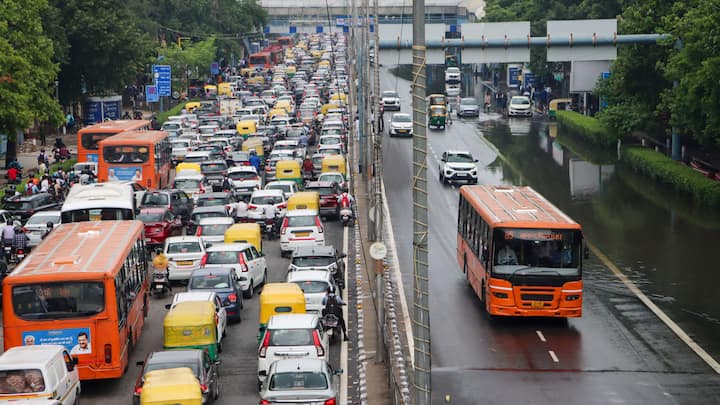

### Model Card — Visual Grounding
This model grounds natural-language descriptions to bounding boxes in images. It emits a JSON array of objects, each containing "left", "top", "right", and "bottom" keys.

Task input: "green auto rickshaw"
[
  {"left": 548, "top": 98, "right": 572, "bottom": 120},
  {"left": 429, "top": 105, "right": 448, "bottom": 129},
  {"left": 163, "top": 301, "right": 221, "bottom": 361}
]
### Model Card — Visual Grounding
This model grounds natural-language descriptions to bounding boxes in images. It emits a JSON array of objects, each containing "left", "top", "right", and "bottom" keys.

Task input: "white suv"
[
  {"left": 381, "top": 90, "right": 401, "bottom": 111},
  {"left": 280, "top": 209, "right": 326, "bottom": 257},
  {"left": 256, "top": 314, "right": 329, "bottom": 388},
  {"left": 445, "top": 67, "right": 461, "bottom": 83},
  {"left": 203, "top": 242, "right": 268, "bottom": 298},
  {"left": 164, "top": 236, "right": 207, "bottom": 281},
  {"left": 439, "top": 150, "right": 479, "bottom": 185}
]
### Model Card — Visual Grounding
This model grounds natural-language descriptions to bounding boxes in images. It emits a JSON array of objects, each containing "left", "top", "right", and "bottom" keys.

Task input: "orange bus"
[
  {"left": 97, "top": 130, "right": 171, "bottom": 189},
  {"left": 249, "top": 51, "right": 271, "bottom": 68},
  {"left": 2, "top": 220, "right": 150, "bottom": 380},
  {"left": 457, "top": 185, "right": 584, "bottom": 318},
  {"left": 77, "top": 120, "right": 151, "bottom": 163},
  {"left": 278, "top": 36, "right": 294, "bottom": 49}
]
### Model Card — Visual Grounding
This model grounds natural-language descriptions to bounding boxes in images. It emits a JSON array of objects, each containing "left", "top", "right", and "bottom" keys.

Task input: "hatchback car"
[
  {"left": 303, "top": 181, "right": 341, "bottom": 219},
  {"left": 3, "top": 193, "right": 60, "bottom": 223},
  {"left": 316, "top": 172, "right": 347, "bottom": 193},
  {"left": 187, "top": 267, "right": 243, "bottom": 322},
  {"left": 203, "top": 242, "right": 268, "bottom": 299},
  {"left": 227, "top": 166, "right": 261, "bottom": 201},
  {"left": 508, "top": 95, "right": 533, "bottom": 117},
  {"left": 137, "top": 207, "right": 183, "bottom": 249},
  {"left": 259, "top": 359, "right": 341, "bottom": 404},
  {"left": 164, "top": 236, "right": 207, "bottom": 282},
  {"left": 196, "top": 217, "right": 235, "bottom": 244},
  {"left": 257, "top": 314, "right": 329, "bottom": 387},
  {"left": 183, "top": 150, "right": 213, "bottom": 164},
  {"left": 279, "top": 209, "right": 325, "bottom": 258},
  {"left": 196, "top": 192, "right": 234, "bottom": 209},
  {"left": 457, "top": 97, "right": 480, "bottom": 117},
  {"left": 133, "top": 349, "right": 219, "bottom": 405},
  {"left": 187, "top": 205, "right": 230, "bottom": 235},
  {"left": 24, "top": 210, "right": 61, "bottom": 248},
  {"left": 139, "top": 189, "right": 194, "bottom": 224},
  {"left": 200, "top": 160, "right": 229, "bottom": 190},
  {"left": 173, "top": 173, "right": 207, "bottom": 202},
  {"left": 286, "top": 270, "right": 335, "bottom": 314},
  {"left": 388, "top": 113, "right": 413, "bottom": 137}
]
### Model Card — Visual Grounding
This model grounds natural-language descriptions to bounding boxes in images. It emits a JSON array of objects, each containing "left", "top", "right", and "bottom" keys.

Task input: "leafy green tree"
[
  {"left": 0, "top": 0, "right": 62, "bottom": 164},
  {"left": 158, "top": 38, "right": 217, "bottom": 94}
]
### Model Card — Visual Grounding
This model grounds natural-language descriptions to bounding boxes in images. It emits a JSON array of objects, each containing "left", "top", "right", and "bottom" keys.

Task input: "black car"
[
  {"left": 200, "top": 160, "right": 229, "bottom": 189},
  {"left": 139, "top": 190, "right": 194, "bottom": 224},
  {"left": 196, "top": 192, "right": 234, "bottom": 209},
  {"left": 188, "top": 206, "right": 231, "bottom": 235},
  {"left": 187, "top": 267, "right": 243, "bottom": 322},
  {"left": 133, "top": 349, "right": 220, "bottom": 405},
  {"left": 3, "top": 193, "right": 61, "bottom": 223}
]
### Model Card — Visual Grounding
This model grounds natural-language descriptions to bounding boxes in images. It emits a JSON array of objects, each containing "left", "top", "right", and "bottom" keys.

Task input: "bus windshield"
[
  {"left": 81, "top": 133, "right": 111, "bottom": 150},
  {"left": 492, "top": 228, "right": 581, "bottom": 276},
  {"left": 61, "top": 208, "right": 134, "bottom": 223},
  {"left": 12, "top": 282, "right": 105, "bottom": 320},
  {"left": 103, "top": 146, "right": 150, "bottom": 163}
]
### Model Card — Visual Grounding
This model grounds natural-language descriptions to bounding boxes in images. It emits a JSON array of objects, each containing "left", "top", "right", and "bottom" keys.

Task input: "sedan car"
[
  {"left": 24, "top": 210, "right": 61, "bottom": 248},
  {"left": 3, "top": 193, "right": 60, "bottom": 224},
  {"left": 259, "top": 359, "right": 341, "bottom": 404},
  {"left": 137, "top": 208, "right": 183, "bottom": 249},
  {"left": 164, "top": 236, "right": 206, "bottom": 282},
  {"left": 388, "top": 113, "right": 413, "bottom": 137},
  {"left": 187, "top": 267, "right": 243, "bottom": 321},
  {"left": 457, "top": 97, "right": 480, "bottom": 117},
  {"left": 133, "top": 349, "right": 220, "bottom": 405}
]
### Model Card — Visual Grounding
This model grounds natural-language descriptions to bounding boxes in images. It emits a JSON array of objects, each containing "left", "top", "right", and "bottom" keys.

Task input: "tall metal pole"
[
  {"left": 372, "top": 0, "right": 384, "bottom": 365},
  {"left": 411, "top": 0, "right": 431, "bottom": 402}
]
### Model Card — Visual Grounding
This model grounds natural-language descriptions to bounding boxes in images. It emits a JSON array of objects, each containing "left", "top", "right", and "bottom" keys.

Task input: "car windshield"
[
  {"left": 197, "top": 198, "right": 227, "bottom": 207},
  {"left": 141, "top": 193, "right": 169, "bottom": 206},
  {"left": 294, "top": 280, "right": 328, "bottom": 294},
  {"left": 511, "top": 98, "right": 531, "bottom": 105},
  {"left": 251, "top": 195, "right": 283, "bottom": 205},
  {"left": 192, "top": 212, "right": 226, "bottom": 222},
  {"left": 4, "top": 201, "right": 33, "bottom": 211},
  {"left": 198, "top": 223, "right": 231, "bottom": 236},
  {"left": 292, "top": 256, "right": 334, "bottom": 267},
  {"left": 201, "top": 163, "right": 227, "bottom": 173},
  {"left": 460, "top": 98, "right": 477, "bottom": 105},
  {"left": 145, "top": 361, "right": 199, "bottom": 377},
  {"left": 229, "top": 171, "right": 256, "bottom": 180},
  {"left": 393, "top": 115, "right": 411, "bottom": 123},
  {"left": 270, "top": 371, "right": 328, "bottom": 390},
  {"left": 287, "top": 216, "right": 317, "bottom": 227},
  {"left": 447, "top": 153, "right": 474, "bottom": 163},
  {"left": 189, "top": 274, "right": 232, "bottom": 289},
  {"left": 12, "top": 282, "right": 105, "bottom": 320},
  {"left": 206, "top": 251, "right": 240, "bottom": 265},
  {"left": 320, "top": 137, "right": 341, "bottom": 145},
  {"left": 268, "top": 329, "right": 313, "bottom": 346},
  {"left": 174, "top": 179, "right": 201, "bottom": 189},
  {"left": 138, "top": 212, "right": 165, "bottom": 223},
  {"left": 382, "top": 91, "right": 398, "bottom": 98},
  {"left": 26, "top": 214, "right": 60, "bottom": 226},
  {"left": 167, "top": 242, "right": 202, "bottom": 254}
]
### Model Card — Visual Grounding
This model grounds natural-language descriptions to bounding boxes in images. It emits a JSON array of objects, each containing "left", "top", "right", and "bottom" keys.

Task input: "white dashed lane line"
[
  {"left": 548, "top": 350, "right": 559, "bottom": 363},
  {"left": 536, "top": 330, "right": 547, "bottom": 343}
]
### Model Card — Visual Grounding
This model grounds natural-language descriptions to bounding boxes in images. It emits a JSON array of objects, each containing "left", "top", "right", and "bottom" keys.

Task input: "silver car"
[
  {"left": 259, "top": 359, "right": 341, "bottom": 404},
  {"left": 24, "top": 210, "right": 61, "bottom": 248},
  {"left": 457, "top": 97, "right": 480, "bottom": 117}
]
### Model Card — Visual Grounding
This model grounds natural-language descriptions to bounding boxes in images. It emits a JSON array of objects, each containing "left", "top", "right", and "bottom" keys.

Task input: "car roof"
[
  {"left": 271, "top": 358, "right": 325, "bottom": 373},
  {"left": 192, "top": 205, "right": 228, "bottom": 214},
  {"left": 252, "top": 189, "right": 284, "bottom": 197},
  {"left": 318, "top": 172, "right": 343, "bottom": 177},
  {"left": 191, "top": 267, "right": 233, "bottom": 276},
  {"left": 286, "top": 209, "right": 318, "bottom": 217},
  {"left": 446, "top": 150, "right": 473, "bottom": 155},
  {"left": 148, "top": 350, "right": 201, "bottom": 363},
  {"left": 287, "top": 270, "right": 331, "bottom": 282},
  {"left": 305, "top": 181, "right": 335, "bottom": 188},
  {"left": 140, "top": 207, "right": 168, "bottom": 214},
  {"left": 292, "top": 245, "right": 336, "bottom": 257},
  {"left": 205, "top": 242, "right": 253, "bottom": 252},
  {"left": 198, "top": 192, "right": 231, "bottom": 199},
  {"left": 11, "top": 193, "right": 50, "bottom": 201},
  {"left": 165, "top": 235, "right": 203, "bottom": 243},
  {"left": 267, "top": 313, "right": 320, "bottom": 329},
  {"left": 172, "top": 291, "right": 216, "bottom": 304},
  {"left": 227, "top": 166, "right": 257, "bottom": 173},
  {"left": 198, "top": 217, "right": 234, "bottom": 225},
  {"left": 266, "top": 180, "right": 296, "bottom": 186},
  {"left": 392, "top": 113, "right": 410, "bottom": 118},
  {"left": 28, "top": 210, "right": 61, "bottom": 218}
]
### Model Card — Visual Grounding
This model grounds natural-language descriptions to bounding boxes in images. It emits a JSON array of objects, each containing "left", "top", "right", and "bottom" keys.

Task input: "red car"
[
  {"left": 304, "top": 181, "right": 342, "bottom": 219},
  {"left": 137, "top": 207, "right": 183, "bottom": 248}
]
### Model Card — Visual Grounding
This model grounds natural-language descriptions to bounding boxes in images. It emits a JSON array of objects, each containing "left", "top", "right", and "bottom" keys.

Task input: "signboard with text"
[{"left": 152, "top": 64, "right": 171, "bottom": 97}]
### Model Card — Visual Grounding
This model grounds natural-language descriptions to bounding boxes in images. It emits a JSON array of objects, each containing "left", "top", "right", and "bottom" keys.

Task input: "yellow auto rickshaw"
[
  {"left": 218, "top": 82, "right": 232, "bottom": 96},
  {"left": 321, "top": 155, "right": 347, "bottom": 177},
  {"left": 175, "top": 162, "right": 201, "bottom": 174},
  {"left": 428, "top": 105, "right": 448, "bottom": 129},
  {"left": 203, "top": 85, "right": 217, "bottom": 97},
  {"left": 275, "top": 100, "right": 293, "bottom": 115},
  {"left": 225, "top": 223, "right": 263, "bottom": 253},
  {"left": 236, "top": 120, "right": 257, "bottom": 138},
  {"left": 163, "top": 301, "right": 220, "bottom": 362},
  {"left": 548, "top": 98, "right": 573, "bottom": 120},
  {"left": 268, "top": 108, "right": 287, "bottom": 119},
  {"left": 185, "top": 101, "right": 201, "bottom": 113},
  {"left": 329, "top": 93, "right": 347, "bottom": 104},
  {"left": 286, "top": 65, "right": 296, "bottom": 78},
  {"left": 241, "top": 138, "right": 265, "bottom": 163},
  {"left": 287, "top": 191, "right": 320, "bottom": 213},
  {"left": 140, "top": 368, "right": 203, "bottom": 405},
  {"left": 321, "top": 103, "right": 340, "bottom": 116},
  {"left": 275, "top": 160, "right": 303, "bottom": 186},
  {"left": 247, "top": 75, "right": 265, "bottom": 85},
  {"left": 428, "top": 93, "right": 447, "bottom": 108},
  {"left": 259, "top": 283, "right": 306, "bottom": 340}
]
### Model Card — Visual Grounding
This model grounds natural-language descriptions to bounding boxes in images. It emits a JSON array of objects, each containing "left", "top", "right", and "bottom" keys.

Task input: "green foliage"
[
  {"left": 0, "top": 0, "right": 63, "bottom": 139},
  {"left": 159, "top": 38, "right": 217, "bottom": 92},
  {"left": 621, "top": 146, "right": 720, "bottom": 206},
  {"left": 158, "top": 100, "right": 199, "bottom": 124},
  {"left": 557, "top": 110, "right": 619, "bottom": 148}
]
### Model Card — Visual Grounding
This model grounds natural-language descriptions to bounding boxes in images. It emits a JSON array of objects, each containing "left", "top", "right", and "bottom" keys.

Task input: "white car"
[
  {"left": 256, "top": 314, "right": 329, "bottom": 386},
  {"left": 439, "top": 150, "right": 479, "bottom": 185},
  {"left": 445, "top": 67, "right": 461, "bottom": 83},
  {"left": 167, "top": 291, "right": 227, "bottom": 342},
  {"left": 24, "top": 210, "right": 61, "bottom": 248},
  {"left": 227, "top": 166, "right": 261, "bottom": 198},
  {"left": 389, "top": 113, "right": 413, "bottom": 137},
  {"left": 203, "top": 242, "right": 268, "bottom": 298},
  {"left": 247, "top": 189, "right": 287, "bottom": 220},
  {"left": 280, "top": 209, "right": 326, "bottom": 257},
  {"left": 508, "top": 95, "right": 533, "bottom": 117},
  {"left": 195, "top": 217, "right": 235, "bottom": 244},
  {"left": 317, "top": 144, "right": 344, "bottom": 157},
  {"left": 173, "top": 172, "right": 207, "bottom": 202},
  {"left": 286, "top": 270, "right": 335, "bottom": 314},
  {"left": 164, "top": 236, "right": 207, "bottom": 281},
  {"left": 170, "top": 139, "right": 194, "bottom": 164},
  {"left": 264, "top": 180, "right": 299, "bottom": 200},
  {"left": 445, "top": 83, "right": 461, "bottom": 97},
  {"left": 381, "top": 90, "right": 401, "bottom": 111},
  {"left": 318, "top": 135, "right": 345, "bottom": 154}
]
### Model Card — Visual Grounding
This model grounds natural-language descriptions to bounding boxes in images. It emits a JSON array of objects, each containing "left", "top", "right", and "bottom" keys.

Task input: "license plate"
[
  {"left": 145, "top": 238, "right": 151, "bottom": 243},
  {"left": 155, "top": 285, "right": 163, "bottom": 290},
  {"left": 531, "top": 301, "right": 544, "bottom": 308},
  {"left": 177, "top": 261, "right": 193, "bottom": 266},
  {"left": 296, "top": 232, "right": 310, "bottom": 237},
  {"left": 457, "top": 173, "right": 467, "bottom": 177}
]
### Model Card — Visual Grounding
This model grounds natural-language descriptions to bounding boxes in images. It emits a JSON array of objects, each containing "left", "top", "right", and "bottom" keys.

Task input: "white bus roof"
[{"left": 61, "top": 183, "right": 135, "bottom": 212}]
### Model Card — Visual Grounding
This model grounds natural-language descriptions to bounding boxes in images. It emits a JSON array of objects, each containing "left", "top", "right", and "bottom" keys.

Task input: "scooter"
[
  {"left": 3, "top": 244, "right": 14, "bottom": 264},
  {"left": 339, "top": 207, "right": 353, "bottom": 227},
  {"left": 14, "top": 247, "right": 26, "bottom": 263},
  {"left": 151, "top": 270, "right": 171, "bottom": 297},
  {"left": 321, "top": 313, "right": 341, "bottom": 344}
]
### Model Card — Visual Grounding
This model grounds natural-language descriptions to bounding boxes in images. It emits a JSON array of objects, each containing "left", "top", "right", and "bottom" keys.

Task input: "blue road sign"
[
  {"left": 263, "top": 26, "right": 270, "bottom": 34},
  {"left": 316, "top": 25, "right": 323, "bottom": 33},
  {"left": 508, "top": 66, "right": 521, "bottom": 87},
  {"left": 146, "top": 85, "right": 159, "bottom": 103},
  {"left": 152, "top": 65, "right": 171, "bottom": 97},
  {"left": 210, "top": 62, "right": 220, "bottom": 75},
  {"left": 290, "top": 26, "right": 296, "bottom": 34},
  {"left": 524, "top": 72, "right": 536, "bottom": 89}
]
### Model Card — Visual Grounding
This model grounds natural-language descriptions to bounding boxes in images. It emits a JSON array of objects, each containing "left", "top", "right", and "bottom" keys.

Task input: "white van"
[{"left": 0, "top": 345, "right": 80, "bottom": 405}]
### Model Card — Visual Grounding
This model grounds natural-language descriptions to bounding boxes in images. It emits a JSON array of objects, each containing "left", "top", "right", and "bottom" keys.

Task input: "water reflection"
[{"left": 483, "top": 119, "right": 720, "bottom": 359}]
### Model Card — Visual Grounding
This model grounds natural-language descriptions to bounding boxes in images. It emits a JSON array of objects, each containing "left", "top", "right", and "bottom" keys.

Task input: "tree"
[
  {"left": 159, "top": 38, "right": 217, "bottom": 94},
  {"left": 0, "top": 0, "right": 62, "bottom": 166}
]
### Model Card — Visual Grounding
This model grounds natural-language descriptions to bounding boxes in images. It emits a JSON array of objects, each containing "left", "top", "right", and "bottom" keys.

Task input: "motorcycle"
[
  {"left": 151, "top": 270, "right": 171, "bottom": 297},
  {"left": 339, "top": 207, "right": 353, "bottom": 227},
  {"left": 15, "top": 247, "right": 26, "bottom": 263},
  {"left": 321, "top": 313, "right": 341, "bottom": 343},
  {"left": 3, "top": 244, "right": 13, "bottom": 264}
]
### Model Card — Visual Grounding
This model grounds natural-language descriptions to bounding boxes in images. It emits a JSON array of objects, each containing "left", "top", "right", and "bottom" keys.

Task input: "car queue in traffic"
[{"left": 0, "top": 32, "right": 353, "bottom": 405}]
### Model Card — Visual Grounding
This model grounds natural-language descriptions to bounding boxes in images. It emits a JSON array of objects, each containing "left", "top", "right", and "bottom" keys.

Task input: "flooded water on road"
[{"left": 480, "top": 118, "right": 720, "bottom": 360}]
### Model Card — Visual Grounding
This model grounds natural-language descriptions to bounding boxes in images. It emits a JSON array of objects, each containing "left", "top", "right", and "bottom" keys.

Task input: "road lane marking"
[
  {"left": 340, "top": 224, "right": 349, "bottom": 403},
  {"left": 589, "top": 242, "right": 720, "bottom": 374},
  {"left": 381, "top": 179, "right": 415, "bottom": 364},
  {"left": 536, "top": 330, "right": 547, "bottom": 343},
  {"left": 548, "top": 351, "right": 559, "bottom": 363},
  {"left": 476, "top": 130, "right": 720, "bottom": 375}
]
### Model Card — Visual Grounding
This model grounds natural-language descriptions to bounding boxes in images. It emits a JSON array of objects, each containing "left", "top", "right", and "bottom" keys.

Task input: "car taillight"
[
  {"left": 238, "top": 253, "right": 249, "bottom": 272},
  {"left": 258, "top": 331, "right": 271, "bottom": 358},
  {"left": 280, "top": 217, "right": 289, "bottom": 235},
  {"left": 248, "top": 204, "right": 257, "bottom": 210},
  {"left": 315, "top": 217, "right": 324, "bottom": 233},
  {"left": 265, "top": 166, "right": 271, "bottom": 172},
  {"left": 260, "top": 400, "right": 271, "bottom": 405},
  {"left": 313, "top": 330, "right": 325, "bottom": 357},
  {"left": 324, "top": 399, "right": 336, "bottom": 405},
  {"left": 134, "top": 386, "right": 143, "bottom": 395},
  {"left": 200, "top": 254, "right": 208, "bottom": 266},
  {"left": 104, "top": 344, "right": 112, "bottom": 363},
  {"left": 278, "top": 203, "right": 286, "bottom": 209},
  {"left": 228, "top": 293, "right": 237, "bottom": 303},
  {"left": 200, "top": 384, "right": 209, "bottom": 393},
  {"left": 196, "top": 226, "right": 203, "bottom": 236}
]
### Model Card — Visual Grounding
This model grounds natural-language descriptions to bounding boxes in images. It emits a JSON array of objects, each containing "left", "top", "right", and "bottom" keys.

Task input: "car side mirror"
[
  {"left": 333, "top": 368, "right": 344, "bottom": 375},
  {"left": 440, "top": 158, "right": 446, "bottom": 162},
  {"left": 474, "top": 159, "right": 479, "bottom": 162},
  {"left": 164, "top": 304, "right": 172, "bottom": 310},
  {"left": 136, "top": 360, "right": 145, "bottom": 366}
]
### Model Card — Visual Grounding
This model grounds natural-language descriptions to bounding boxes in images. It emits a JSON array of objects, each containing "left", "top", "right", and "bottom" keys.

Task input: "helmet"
[
  {"left": 155, "top": 248, "right": 163, "bottom": 255},
  {"left": 250, "top": 150, "right": 256, "bottom": 156}
]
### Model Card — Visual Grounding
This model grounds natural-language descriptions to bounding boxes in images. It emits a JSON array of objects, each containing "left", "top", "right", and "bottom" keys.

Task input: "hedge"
[
  {"left": 557, "top": 110, "right": 619, "bottom": 148},
  {"left": 157, "top": 99, "right": 201, "bottom": 124},
  {"left": 621, "top": 146, "right": 720, "bottom": 207}
]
